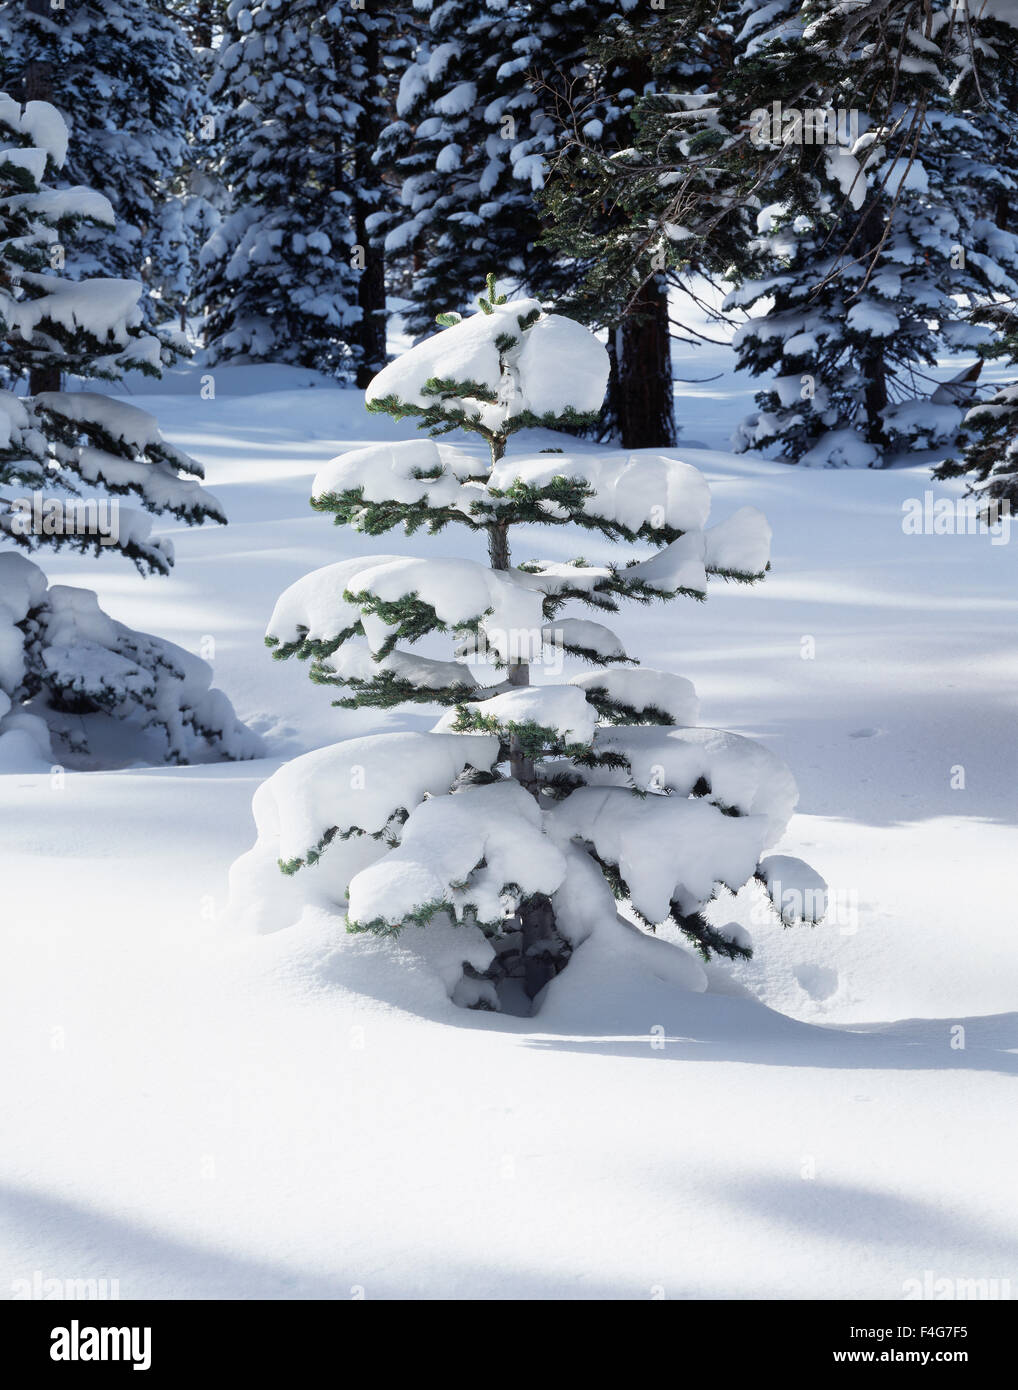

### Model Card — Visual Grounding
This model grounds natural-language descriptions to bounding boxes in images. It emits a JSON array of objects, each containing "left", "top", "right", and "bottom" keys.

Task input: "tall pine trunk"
[
  {"left": 612, "top": 274, "right": 676, "bottom": 449},
  {"left": 23, "top": 0, "right": 61, "bottom": 395},
  {"left": 857, "top": 204, "right": 889, "bottom": 456},
  {"left": 352, "top": 22, "right": 387, "bottom": 388}
]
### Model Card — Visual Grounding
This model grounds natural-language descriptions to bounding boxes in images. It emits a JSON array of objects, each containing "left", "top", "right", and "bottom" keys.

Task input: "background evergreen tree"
[
  {"left": 0, "top": 92, "right": 258, "bottom": 764},
  {"left": 371, "top": 0, "right": 539, "bottom": 340},
  {"left": 0, "top": 0, "right": 198, "bottom": 338},
  {"left": 198, "top": 0, "right": 406, "bottom": 380},
  {"left": 541, "top": 1, "right": 1018, "bottom": 463},
  {"left": 728, "top": 4, "right": 1018, "bottom": 463},
  {"left": 376, "top": 0, "right": 691, "bottom": 448}
]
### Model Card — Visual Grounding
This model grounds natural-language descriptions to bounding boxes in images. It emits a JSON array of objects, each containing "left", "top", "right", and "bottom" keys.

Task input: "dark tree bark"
[
  {"left": 352, "top": 20, "right": 388, "bottom": 388},
  {"left": 857, "top": 204, "right": 889, "bottom": 454},
  {"left": 613, "top": 274, "right": 676, "bottom": 449},
  {"left": 353, "top": 199, "right": 387, "bottom": 388},
  {"left": 23, "top": 0, "right": 62, "bottom": 395}
]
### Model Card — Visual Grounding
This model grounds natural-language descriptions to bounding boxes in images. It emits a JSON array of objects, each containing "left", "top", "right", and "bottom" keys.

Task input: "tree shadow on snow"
[
  {"left": 522, "top": 997, "right": 1018, "bottom": 1078},
  {"left": 0, "top": 1181, "right": 631, "bottom": 1301}
]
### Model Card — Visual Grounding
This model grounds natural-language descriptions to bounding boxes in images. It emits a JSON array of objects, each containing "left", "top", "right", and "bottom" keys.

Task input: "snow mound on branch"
[
  {"left": 845, "top": 302, "right": 899, "bottom": 338},
  {"left": 349, "top": 555, "right": 545, "bottom": 664},
  {"left": 259, "top": 730, "right": 501, "bottom": 868},
  {"left": 35, "top": 393, "right": 177, "bottom": 454},
  {"left": 510, "top": 561, "right": 612, "bottom": 596},
  {"left": 13, "top": 99, "right": 69, "bottom": 166},
  {"left": 5, "top": 186, "right": 114, "bottom": 225},
  {"left": 548, "top": 785, "right": 770, "bottom": 922},
  {"left": 267, "top": 556, "right": 406, "bottom": 651},
  {"left": 433, "top": 684, "right": 598, "bottom": 745},
  {"left": 758, "top": 854, "right": 829, "bottom": 925},
  {"left": 325, "top": 640, "right": 478, "bottom": 695},
  {"left": 799, "top": 429, "right": 882, "bottom": 469},
  {"left": 625, "top": 530, "right": 708, "bottom": 594},
  {"left": 347, "top": 781, "right": 568, "bottom": 931},
  {"left": 513, "top": 313, "right": 610, "bottom": 418},
  {"left": 489, "top": 451, "right": 711, "bottom": 534},
  {"left": 311, "top": 438, "right": 478, "bottom": 512},
  {"left": 882, "top": 399, "right": 963, "bottom": 446},
  {"left": 12, "top": 277, "right": 146, "bottom": 343},
  {"left": 588, "top": 726, "right": 799, "bottom": 846},
  {"left": 543, "top": 845, "right": 709, "bottom": 1004},
  {"left": 569, "top": 668, "right": 699, "bottom": 726},
  {"left": 543, "top": 617, "right": 629, "bottom": 662},
  {"left": 704, "top": 507, "right": 772, "bottom": 576},
  {"left": 365, "top": 297, "right": 609, "bottom": 428}
]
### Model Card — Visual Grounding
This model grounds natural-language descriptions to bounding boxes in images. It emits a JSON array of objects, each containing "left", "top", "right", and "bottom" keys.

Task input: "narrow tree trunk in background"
[
  {"left": 862, "top": 353, "right": 888, "bottom": 451},
  {"left": 609, "top": 45, "right": 676, "bottom": 450},
  {"left": 354, "top": 200, "right": 387, "bottom": 388},
  {"left": 615, "top": 274, "right": 676, "bottom": 449},
  {"left": 24, "top": 0, "right": 62, "bottom": 395},
  {"left": 194, "top": 0, "right": 214, "bottom": 49},
  {"left": 353, "top": 21, "right": 388, "bottom": 388},
  {"left": 856, "top": 204, "right": 889, "bottom": 457}
]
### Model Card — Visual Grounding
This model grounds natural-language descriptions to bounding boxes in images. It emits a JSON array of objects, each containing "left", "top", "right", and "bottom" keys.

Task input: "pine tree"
[
  {"left": 198, "top": 0, "right": 406, "bottom": 379},
  {"left": 935, "top": 316, "right": 1018, "bottom": 512},
  {"left": 518, "top": 0, "right": 689, "bottom": 448},
  {"left": 0, "top": 0, "right": 199, "bottom": 335},
  {"left": 538, "top": 0, "right": 759, "bottom": 442},
  {"left": 376, "top": 0, "right": 685, "bottom": 446},
  {"left": 729, "top": 5, "right": 1018, "bottom": 464},
  {"left": 0, "top": 93, "right": 258, "bottom": 766},
  {"left": 154, "top": 0, "right": 230, "bottom": 334},
  {"left": 539, "top": 1, "right": 1018, "bottom": 463},
  {"left": 230, "top": 276, "right": 825, "bottom": 1010},
  {"left": 371, "top": 0, "right": 540, "bottom": 341}
]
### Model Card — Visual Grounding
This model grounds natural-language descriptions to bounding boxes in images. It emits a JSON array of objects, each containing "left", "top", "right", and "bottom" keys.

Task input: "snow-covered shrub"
[
  {"left": 0, "top": 550, "right": 259, "bottom": 769},
  {"left": 231, "top": 279, "right": 824, "bottom": 1011},
  {"left": 0, "top": 94, "right": 259, "bottom": 767}
]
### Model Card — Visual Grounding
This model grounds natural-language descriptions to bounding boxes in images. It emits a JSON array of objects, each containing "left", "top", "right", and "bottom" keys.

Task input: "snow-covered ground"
[{"left": 2, "top": 341, "right": 1017, "bottom": 1300}]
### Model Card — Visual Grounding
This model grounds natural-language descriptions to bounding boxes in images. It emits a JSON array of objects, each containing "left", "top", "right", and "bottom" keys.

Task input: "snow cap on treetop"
[{"left": 365, "top": 276, "right": 610, "bottom": 434}]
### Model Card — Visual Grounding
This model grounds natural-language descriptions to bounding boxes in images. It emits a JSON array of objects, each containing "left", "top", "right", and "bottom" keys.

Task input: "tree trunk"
[
  {"left": 484, "top": 440, "right": 560, "bottom": 998},
  {"left": 857, "top": 203, "right": 889, "bottom": 455},
  {"left": 614, "top": 274, "right": 676, "bottom": 449},
  {"left": 352, "top": 22, "right": 387, "bottom": 388},
  {"left": 862, "top": 353, "right": 888, "bottom": 450},
  {"left": 486, "top": 503, "right": 537, "bottom": 792},
  {"left": 23, "top": 0, "right": 62, "bottom": 396},
  {"left": 518, "top": 894, "right": 558, "bottom": 1000},
  {"left": 194, "top": 0, "right": 215, "bottom": 50}
]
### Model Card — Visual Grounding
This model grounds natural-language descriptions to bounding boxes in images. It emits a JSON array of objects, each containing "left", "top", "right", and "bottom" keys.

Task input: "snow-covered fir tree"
[
  {"left": 199, "top": 0, "right": 408, "bottom": 381},
  {"left": 379, "top": 0, "right": 685, "bottom": 446},
  {"left": 152, "top": 0, "right": 230, "bottom": 333},
  {"left": 0, "top": 94, "right": 260, "bottom": 767},
  {"left": 0, "top": 0, "right": 199, "bottom": 337},
  {"left": 230, "top": 277, "right": 825, "bottom": 1011},
  {"left": 935, "top": 314, "right": 1018, "bottom": 512},
  {"left": 724, "top": 2, "right": 1018, "bottom": 465},
  {"left": 372, "top": 0, "right": 540, "bottom": 340},
  {"left": 538, "top": 1, "right": 1018, "bottom": 464}
]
